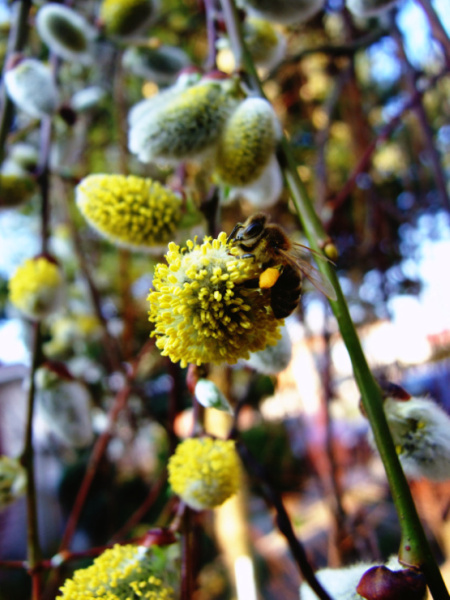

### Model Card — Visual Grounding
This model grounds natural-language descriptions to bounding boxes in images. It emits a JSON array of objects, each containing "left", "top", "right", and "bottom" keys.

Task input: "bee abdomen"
[{"left": 270, "top": 265, "right": 302, "bottom": 319}]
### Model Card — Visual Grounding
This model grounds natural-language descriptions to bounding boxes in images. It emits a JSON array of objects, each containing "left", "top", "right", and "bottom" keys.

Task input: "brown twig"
[
  {"left": 416, "top": 0, "right": 450, "bottom": 68},
  {"left": 236, "top": 440, "right": 333, "bottom": 600},
  {"left": 21, "top": 322, "right": 43, "bottom": 600},
  {"left": 111, "top": 468, "right": 168, "bottom": 542},
  {"left": 326, "top": 67, "right": 450, "bottom": 219},
  {"left": 391, "top": 17, "right": 450, "bottom": 211}
]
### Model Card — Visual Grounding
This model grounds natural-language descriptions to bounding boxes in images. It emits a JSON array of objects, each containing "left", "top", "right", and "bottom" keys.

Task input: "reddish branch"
[{"left": 326, "top": 67, "right": 450, "bottom": 220}]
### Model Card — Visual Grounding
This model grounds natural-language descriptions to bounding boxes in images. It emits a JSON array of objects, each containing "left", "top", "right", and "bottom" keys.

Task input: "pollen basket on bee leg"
[{"left": 259, "top": 267, "right": 281, "bottom": 289}]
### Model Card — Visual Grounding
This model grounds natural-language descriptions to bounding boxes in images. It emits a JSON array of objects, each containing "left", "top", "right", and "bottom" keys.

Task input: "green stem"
[{"left": 219, "top": 0, "right": 449, "bottom": 597}]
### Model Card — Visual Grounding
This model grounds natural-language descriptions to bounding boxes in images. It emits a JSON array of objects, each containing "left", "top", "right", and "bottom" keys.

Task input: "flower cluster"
[
  {"left": 57, "top": 544, "right": 176, "bottom": 600},
  {"left": 129, "top": 78, "right": 239, "bottom": 164},
  {"left": 122, "top": 44, "right": 191, "bottom": 85},
  {"left": 36, "top": 4, "right": 96, "bottom": 63},
  {"left": 76, "top": 174, "right": 182, "bottom": 251},
  {"left": 0, "top": 166, "right": 35, "bottom": 208},
  {"left": 4, "top": 59, "right": 59, "bottom": 119},
  {"left": 378, "top": 392, "right": 450, "bottom": 481},
  {"left": 214, "top": 97, "right": 280, "bottom": 187},
  {"left": 168, "top": 437, "right": 240, "bottom": 510},
  {"left": 345, "top": 0, "right": 400, "bottom": 17},
  {"left": 35, "top": 366, "right": 94, "bottom": 448},
  {"left": 0, "top": 456, "right": 26, "bottom": 509},
  {"left": 148, "top": 232, "right": 282, "bottom": 367},
  {"left": 242, "top": 17, "right": 286, "bottom": 70},
  {"left": 240, "top": 0, "right": 325, "bottom": 24},
  {"left": 8, "top": 256, "right": 64, "bottom": 320},
  {"left": 100, "top": 0, "right": 157, "bottom": 37}
]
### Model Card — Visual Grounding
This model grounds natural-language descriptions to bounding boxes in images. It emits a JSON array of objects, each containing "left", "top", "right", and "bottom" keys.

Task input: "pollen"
[
  {"left": 57, "top": 544, "right": 175, "bottom": 600},
  {"left": 76, "top": 174, "right": 182, "bottom": 251},
  {"left": 259, "top": 267, "right": 280, "bottom": 289},
  {"left": 148, "top": 232, "right": 282, "bottom": 367},
  {"left": 168, "top": 438, "right": 240, "bottom": 510}
]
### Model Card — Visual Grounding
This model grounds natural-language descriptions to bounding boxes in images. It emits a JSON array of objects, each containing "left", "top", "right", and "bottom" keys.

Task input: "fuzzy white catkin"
[
  {"left": 240, "top": 0, "right": 325, "bottom": 25},
  {"left": 376, "top": 395, "right": 450, "bottom": 481},
  {"left": 128, "top": 79, "right": 238, "bottom": 164},
  {"left": 4, "top": 59, "right": 59, "bottom": 119},
  {"left": 300, "top": 557, "right": 408, "bottom": 600},
  {"left": 345, "top": 0, "right": 400, "bottom": 17},
  {"left": 35, "top": 369, "right": 94, "bottom": 448},
  {"left": 36, "top": 3, "right": 96, "bottom": 63}
]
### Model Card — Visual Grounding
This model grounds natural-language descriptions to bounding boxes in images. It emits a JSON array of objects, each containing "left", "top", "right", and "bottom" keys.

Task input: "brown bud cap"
[
  {"left": 139, "top": 528, "right": 177, "bottom": 547},
  {"left": 356, "top": 565, "right": 427, "bottom": 600},
  {"left": 42, "top": 360, "right": 75, "bottom": 382}
]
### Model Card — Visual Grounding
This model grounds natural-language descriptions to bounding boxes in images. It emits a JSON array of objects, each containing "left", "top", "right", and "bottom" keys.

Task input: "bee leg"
[
  {"left": 240, "top": 253, "right": 255, "bottom": 259},
  {"left": 241, "top": 277, "right": 260, "bottom": 289},
  {"left": 227, "top": 223, "right": 243, "bottom": 243}
]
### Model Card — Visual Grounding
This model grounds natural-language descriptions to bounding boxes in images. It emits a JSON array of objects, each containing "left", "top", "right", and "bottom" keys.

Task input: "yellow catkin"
[
  {"left": 168, "top": 438, "right": 240, "bottom": 510},
  {"left": 57, "top": 544, "right": 175, "bottom": 600},
  {"left": 76, "top": 174, "right": 182, "bottom": 250},
  {"left": 148, "top": 232, "right": 282, "bottom": 367},
  {"left": 8, "top": 257, "right": 63, "bottom": 320}
]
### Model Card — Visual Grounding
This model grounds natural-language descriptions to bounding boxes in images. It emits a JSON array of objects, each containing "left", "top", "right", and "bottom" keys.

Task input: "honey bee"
[{"left": 227, "top": 213, "right": 337, "bottom": 318}]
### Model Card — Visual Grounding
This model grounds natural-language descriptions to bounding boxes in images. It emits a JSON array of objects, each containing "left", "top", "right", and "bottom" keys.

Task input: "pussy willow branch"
[
  {"left": 391, "top": 15, "right": 450, "bottom": 211},
  {"left": 219, "top": 0, "right": 450, "bottom": 598},
  {"left": 416, "top": 0, "right": 450, "bottom": 68},
  {"left": 236, "top": 441, "right": 333, "bottom": 600},
  {"left": 22, "top": 323, "right": 43, "bottom": 600},
  {"left": 326, "top": 66, "right": 449, "bottom": 221},
  {"left": 0, "top": 0, "right": 32, "bottom": 165}
]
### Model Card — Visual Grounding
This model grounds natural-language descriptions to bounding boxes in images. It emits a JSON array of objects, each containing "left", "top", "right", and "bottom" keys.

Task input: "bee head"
[{"left": 236, "top": 213, "right": 268, "bottom": 245}]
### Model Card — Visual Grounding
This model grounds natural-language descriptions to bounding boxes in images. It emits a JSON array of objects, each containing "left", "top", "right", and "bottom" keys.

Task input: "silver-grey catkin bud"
[
  {"left": 4, "top": 58, "right": 59, "bottom": 119},
  {"left": 128, "top": 78, "right": 240, "bottom": 164},
  {"left": 36, "top": 3, "right": 97, "bottom": 63}
]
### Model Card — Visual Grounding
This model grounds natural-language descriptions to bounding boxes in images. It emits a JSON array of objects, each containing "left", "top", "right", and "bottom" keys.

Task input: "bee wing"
[{"left": 285, "top": 245, "right": 337, "bottom": 301}]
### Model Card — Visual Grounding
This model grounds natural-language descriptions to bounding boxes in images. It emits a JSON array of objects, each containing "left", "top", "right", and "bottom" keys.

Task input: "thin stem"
[
  {"left": 0, "top": 0, "right": 32, "bottom": 165},
  {"left": 180, "top": 508, "right": 195, "bottom": 600},
  {"left": 326, "top": 67, "right": 448, "bottom": 217},
  {"left": 111, "top": 468, "right": 168, "bottom": 542},
  {"left": 21, "top": 322, "right": 43, "bottom": 598},
  {"left": 219, "top": 0, "right": 449, "bottom": 597},
  {"left": 204, "top": 0, "right": 218, "bottom": 71},
  {"left": 59, "top": 383, "right": 132, "bottom": 551},
  {"left": 236, "top": 441, "right": 333, "bottom": 600},
  {"left": 416, "top": 0, "right": 450, "bottom": 68},
  {"left": 391, "top": 17, "right": 450, "bottom": 211}
]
